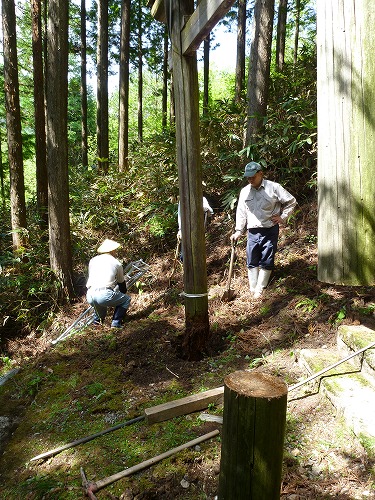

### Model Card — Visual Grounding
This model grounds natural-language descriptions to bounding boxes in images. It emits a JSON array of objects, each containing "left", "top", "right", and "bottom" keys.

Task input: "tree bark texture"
[
  {"left": 46, "top": 0, "right": 73, "bottom": 298},
  {"left": 137, "top": 0, "right": 143, "bottom": 143},
  {"left": 165, "top": 0, "right": 210, "bottom": 360},
  {"left": 235, "top": 0, "right": 247, "bottom": 103},
  {"left": 245, "top": 0, "right": 275, "bottom": 145},
  {"left": 293, "top": 0, "right": 300, "bottom": 65},
  {"left": 162, "top": 27, "right": 169, "bottom": 130},
  {"left": 202, "top": 34, "right": 210, "bottom": 115},
  {"left": 119, "top": 0, "right": 131, "bottom": 171},
  {"left": 80, "top": 0, "right": 88, "bottom": 169},
  {"left": 97, "top": 0, "right": 109, "bottom": 171},
  {"left": 275, "top": 0, "right": 287, "bottom": 72},
  {"left": 317, "top": 0, "right": 375, "bottom": 285},
  {"left": 219, "top": 371, "right": 287, "bottom": 499},
  {"left": 31, "top": 0, "right": 48, "bottom": 226},
  {"left": 2, "top": 0, "right": 28, "bottom": 250}
]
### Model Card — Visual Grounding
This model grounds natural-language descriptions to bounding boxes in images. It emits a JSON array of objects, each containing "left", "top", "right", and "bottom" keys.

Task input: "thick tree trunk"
[
  {"left": 165, "top": 0, "right": 210, "bottom": 360},
  {"left": 317, "top": 0, "right": 375, "bottom": 285},
  {"left": 119, "top": 0, "right": 131, "bottom": 171},
  {"left": 2, "top": 0, "right": 28, "bottom": 250},
  {"left": 80, "top": 0, "right": 88, "bottom": 169},
  {"left": 46, "top": 0, "right": 73, "bottom": 298},
  {"left": 275, "top": 0, "right": 287, "bottom": 72},
  {"left": 245, "top": 0, "right": 275, "bottom": 145},
  {"left": 97, "top": 0, "right": 109, "bottom": 172},
  {"left": 219, "top": 371, "right": 287, "bottom": 499},
  {"left": 235, "top": 0, "right": 247, "bottom": 103},
  {"left": 31, "top": 0, "right": 48, "bottom": 227}
]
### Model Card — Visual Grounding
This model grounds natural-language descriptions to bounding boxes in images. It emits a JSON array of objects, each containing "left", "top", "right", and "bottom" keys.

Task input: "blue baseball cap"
[{"left": 243, "top": 161, "right": 262, "bottom": 177}]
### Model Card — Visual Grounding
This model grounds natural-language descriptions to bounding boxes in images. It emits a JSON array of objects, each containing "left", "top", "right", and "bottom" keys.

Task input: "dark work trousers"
[{"left": 246, "top": 224, "right": 279, "bottom": 270}]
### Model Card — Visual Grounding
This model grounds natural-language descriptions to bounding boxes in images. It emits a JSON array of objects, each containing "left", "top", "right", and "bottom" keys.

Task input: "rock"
[{"left": 180, "top": 479, "right": 190, "bottom": 489}]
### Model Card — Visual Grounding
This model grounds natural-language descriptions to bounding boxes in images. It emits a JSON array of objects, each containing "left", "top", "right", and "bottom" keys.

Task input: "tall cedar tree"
[
  {"left": 118, "top": 0, "right": 131, "bottom": 171},
  {"left": 81, "top": 0, "right": 89, "bottom": 168},
  {"left": 294, "top": 0, "right": 300, "bottom": 64},
  {"left": 97, "top": 0, "right": 109, "bottom": 172},
  {"left": 2, "top": 0, "right": 28, "bottom": 250},
  {"left": 202, "top": 34, "right": 210, "bottom": 115},
  {"left": 162, "top": 27, "right": 169, "bottom": 129},
  {"left": 245, "top": 0, "right": 275, "bottom": 144},
  {"left": 276, "top": 0, "right": 287, "bottom": 71},
  {"left": 31, "top": 0, "right": 48, "bottom": 226},
  {"left": 137, "top": 0, "right": 143, "bottom": 142},
  {"left": 235, "top": 0, "right": 247, "bottom": 103},
  {"left": 46, "top": 0, "right": 74, "bottom": 298}
]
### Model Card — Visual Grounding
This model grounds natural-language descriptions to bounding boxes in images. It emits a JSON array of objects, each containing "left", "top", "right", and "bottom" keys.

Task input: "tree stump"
[{"left": 218, "top": 371, "right": 288, "bottom": 499}]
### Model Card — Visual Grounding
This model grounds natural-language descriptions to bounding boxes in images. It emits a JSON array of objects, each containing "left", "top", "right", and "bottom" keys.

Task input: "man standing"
[
  {"left": 86, "top": 239, "right": 131, "bottom": 327},
  {"left": 231, "top": 161, "right": 297, "bottom": 299}
]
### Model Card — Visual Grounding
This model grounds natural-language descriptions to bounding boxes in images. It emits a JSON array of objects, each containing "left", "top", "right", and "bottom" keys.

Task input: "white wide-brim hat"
[{"left": 97, "top": 239, "right": 121, "bottom": 253}]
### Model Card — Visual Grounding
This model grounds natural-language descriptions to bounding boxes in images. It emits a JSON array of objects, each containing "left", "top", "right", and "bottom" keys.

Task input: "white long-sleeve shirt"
[
  {"left": 235, "top": 179, "right": 296, "bottom": 232},
  {"left": 86, "top": 253, "right": 124, "bottom": 290}
]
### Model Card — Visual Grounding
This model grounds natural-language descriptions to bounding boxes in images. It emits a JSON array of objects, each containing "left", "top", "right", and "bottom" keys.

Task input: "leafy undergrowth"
[{"left": 1, "top": 202, "right": 375, "bottom": 499}]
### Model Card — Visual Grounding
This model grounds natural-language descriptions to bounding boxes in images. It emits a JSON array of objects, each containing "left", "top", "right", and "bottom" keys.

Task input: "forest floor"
[{"left": 1, "top": 201, "right": 375, "bottom": 499}]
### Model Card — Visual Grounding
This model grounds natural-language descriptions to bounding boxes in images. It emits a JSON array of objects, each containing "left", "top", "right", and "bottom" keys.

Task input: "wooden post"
[
  {"left": 165, "top": 0, "right": 209, "bottom": 359},
  {"left": 218, "top": 371, "right": 288, "bottom": 499},
  {"left": 150, "top": 0, "right": 236, "bottom": 359},
  {"left": 317, "top": 0, "right": 375, "bottom": 285}
]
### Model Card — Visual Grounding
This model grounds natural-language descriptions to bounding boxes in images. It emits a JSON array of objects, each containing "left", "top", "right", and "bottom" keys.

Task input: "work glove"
[
  {"left": 118, "top": 281, "right": 127, "bottom": 293},
  {"left": 177, "top": 230, "right": 182, "bottom": 241}
]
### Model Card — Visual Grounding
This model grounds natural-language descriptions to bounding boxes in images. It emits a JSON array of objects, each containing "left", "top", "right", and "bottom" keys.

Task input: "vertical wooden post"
[
  {"left": 165, "top": 0, "right": 209, "bottom": 360},
  {"left": 219, "top": 371, "right": 288, "bottom": 499},
  {"left": 317, "top": 0, "right": 375, "bottom": 285}
]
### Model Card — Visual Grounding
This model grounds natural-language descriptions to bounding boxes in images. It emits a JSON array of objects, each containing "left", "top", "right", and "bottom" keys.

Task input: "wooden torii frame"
[{"left": 148, "top": 0, "right": 235, "bottom": 359}]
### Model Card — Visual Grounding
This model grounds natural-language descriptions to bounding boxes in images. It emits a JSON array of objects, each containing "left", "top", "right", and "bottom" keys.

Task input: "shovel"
[{"left": 221, "top": 242, "right": 236, "bottom": 301}]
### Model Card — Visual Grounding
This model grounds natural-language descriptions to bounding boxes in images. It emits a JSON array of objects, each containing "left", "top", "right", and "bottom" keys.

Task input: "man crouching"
[{"left": 86, "top": 239, "right": 131, "bottom": 328}]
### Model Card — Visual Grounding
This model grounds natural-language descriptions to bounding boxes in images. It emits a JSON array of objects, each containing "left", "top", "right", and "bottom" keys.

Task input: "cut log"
[
  {"left": 145, "top": 386, "right": 224, "bottom": 423},
  {"left": 218, "top": 371, "right": 287, "bottom": 499}
]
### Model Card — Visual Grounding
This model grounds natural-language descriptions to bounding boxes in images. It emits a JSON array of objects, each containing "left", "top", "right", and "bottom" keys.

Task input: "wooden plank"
[
  {"left": 145, "top": 387, "right": 224, "bottom": 423},
  {"left": 181, "top": 0, "right": 236, "bottom": 55}
]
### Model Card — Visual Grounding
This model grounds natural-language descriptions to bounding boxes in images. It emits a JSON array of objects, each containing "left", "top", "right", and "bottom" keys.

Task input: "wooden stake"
[{"left": 218, "top": 371, "right": 287, "bottom": 499}]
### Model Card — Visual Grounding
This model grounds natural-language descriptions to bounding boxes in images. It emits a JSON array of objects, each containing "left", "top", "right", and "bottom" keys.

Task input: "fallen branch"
[
  {"left": 30, "top": 416, "right": 144, "bottom": 462},
  {"left": 81, "top": 429, "right": 220, "bottom": 497}
]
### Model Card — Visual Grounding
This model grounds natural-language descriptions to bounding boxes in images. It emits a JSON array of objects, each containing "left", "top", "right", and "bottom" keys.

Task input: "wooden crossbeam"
[
  {"left": 147, "top": 0, "right": 166, "bottom": 23},
  {"left": 182, "top": 0, "right": 236, "bottom": 55},
  {"left": 147, "top": 0, "right": 236, "bottom": 55},
  {"left": 145, "top": 387, "right": 224, "bottom": 423}
]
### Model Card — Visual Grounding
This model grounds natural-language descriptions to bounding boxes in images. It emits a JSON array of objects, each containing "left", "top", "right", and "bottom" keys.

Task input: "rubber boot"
[
  {"left": 111, "top": 306, "right": 127, "bottom": 328},
  {"left": 254, "top": 268, "right": 272, "bottom": 299},
  {"left": 247, "top": 267, "right": 259, "bottom": 293}
]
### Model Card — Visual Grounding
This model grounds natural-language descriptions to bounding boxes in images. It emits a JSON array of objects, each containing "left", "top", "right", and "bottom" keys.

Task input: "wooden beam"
[
  {"left": 182, "top": 0, "right": 236, "bottom": 55},
  {"left": 148, "top": 0, "right": 166, "bottom": 24},
  {"left": 145, "top": 387, "right": 224, "bottom": 423}
]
